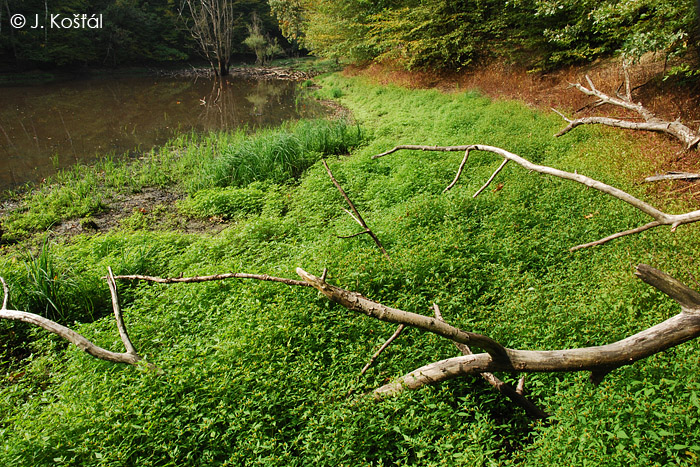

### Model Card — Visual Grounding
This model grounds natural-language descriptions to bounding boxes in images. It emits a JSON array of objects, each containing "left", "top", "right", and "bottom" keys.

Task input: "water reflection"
[{"left": 0, "top": 75, "right": 325, "bottom": 190}]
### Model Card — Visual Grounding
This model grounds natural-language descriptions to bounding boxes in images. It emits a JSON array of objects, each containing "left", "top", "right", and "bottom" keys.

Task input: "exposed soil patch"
[{"left": 50, "top": 187, "right": 230, "bottom": 239}]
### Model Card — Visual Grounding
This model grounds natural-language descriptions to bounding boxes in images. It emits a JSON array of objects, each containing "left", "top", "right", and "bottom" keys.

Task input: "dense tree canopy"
[
  {"left": 3, "top": 0, "right": 696, "bottom": 71},
  {"left": 269, "top": 0, "right": 699, "bottom": 71}
]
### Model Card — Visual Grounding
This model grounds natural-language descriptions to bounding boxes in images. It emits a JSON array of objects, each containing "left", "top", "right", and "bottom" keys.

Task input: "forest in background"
[
  {"left": 0, "top": 0, "right": 279, "bottom": 69},
  {"left": 0, "top": 0, "right": 698, "bottom": 76},
  {"left": 279, "top": 0, "right": 699, "bottom": 74}
]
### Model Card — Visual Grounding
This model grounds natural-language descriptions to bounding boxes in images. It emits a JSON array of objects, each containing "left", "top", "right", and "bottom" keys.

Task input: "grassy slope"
[{"left": 1, "top": 73, "right": 699, "bottom": 466}]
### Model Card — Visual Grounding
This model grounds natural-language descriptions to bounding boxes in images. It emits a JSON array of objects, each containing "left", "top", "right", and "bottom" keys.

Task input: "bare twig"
[
  {"left": 107, "top": 267, "right": 137, "bottom": 357},
  {"left": 1, "top": 276, "right": 8, "bottom": 310},
  {"left": 322, "top": 159, "right": 391, "bottom": 260},
  {"left": 473, "top": 159, "right": 508, "bottom": 198},
  {"left": 373, "top": 144, "right": 700, "bottom": 250},
  {"left": 443, "top": 149, "right": 471, "bottom": 193},
  {"left": 360, "top": 324, "right": 406, "bottom": 375},
  {"left": 570, "top": 221, "right": 662, "bottom": 251},
  {"left": 432, "top": 304, "right": 549, "bottom": 419},
  {"left": 644, "top": 172, "right": 700, "bottom": 183},
  {"left": 111, "top": 272, "right": 311, "bottom": 288}
]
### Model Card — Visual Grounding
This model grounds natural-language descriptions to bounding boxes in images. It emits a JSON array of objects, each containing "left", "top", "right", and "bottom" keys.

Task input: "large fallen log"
[
  {"left": 296, "top": 265, "right": 700, "bottom": 398},
  {"left": 0, "top": 269, "right": 160, "bottom": 371},
  {"left": 3, "top": 262, "right": 699, "bottom": 419}
]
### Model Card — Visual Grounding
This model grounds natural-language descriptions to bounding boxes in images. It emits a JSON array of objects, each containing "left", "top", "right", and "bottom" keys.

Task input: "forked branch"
[
  {"left": 555, "top": 74, "right": 700, "bottom": 150},
  {"left": 296, "top": 267, "right": 509, "bottom": 361},
  {"left": 433, "top": 303, "right": 549, "bottom": 419},
  {"left": 0, "top": 271, "right": 159, "bottom": 371},
  {"left": 322, "top": 159, "right": 391, "bottom": 260},
  {"left": 373, "top": 144, "right": 700, "bottom": 250},
  {"left": 295, "top": 265, "right": 700, "bottom": 398}
]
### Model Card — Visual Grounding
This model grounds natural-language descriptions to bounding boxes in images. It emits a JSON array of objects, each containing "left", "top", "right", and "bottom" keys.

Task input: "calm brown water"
[{"left": 0, "top": 74, "right": 326, "bottom": 190}]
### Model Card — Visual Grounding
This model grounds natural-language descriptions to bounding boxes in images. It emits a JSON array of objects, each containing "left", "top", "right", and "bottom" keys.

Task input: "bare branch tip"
[{"left": 0, "top": 276, "right": 8, "bottom": 310}]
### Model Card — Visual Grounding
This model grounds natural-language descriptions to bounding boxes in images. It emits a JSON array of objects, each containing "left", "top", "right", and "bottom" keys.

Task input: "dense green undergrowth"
[{"left": 1, "top": 74, "right": 699, "bottom": 466}]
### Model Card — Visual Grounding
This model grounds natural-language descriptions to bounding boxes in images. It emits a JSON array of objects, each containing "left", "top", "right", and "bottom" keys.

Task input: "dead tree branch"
[
  {"left": 373, "top": 144, "right": 700, "bottom": 251},
  {"left": 433, "top": 304, "right": 549, "bottom": 419},
  {"left": 296, "top": 265, "right": 700, "bottom": 399},
  {"left": 360, "top": 324, "right": 406, "bottom": 375},
  {"left": 0, "top": 271, "right": 159, "bottom": 371},
  {"left": 645, "top": 172, "right": 700, "bottom": 183},
  {"left": 472, "top": 159, "right": 508, "bottom": 198},
  {"left": 296, "top": 268, "right": 509, "bottom": 361},
  {"left": 555, "top": 74, "right": 700, "bottom": 150},
  {"left": 322, "top": 159, "right": 391, "bottom": 260},
  {"left": 111, "top": 272, "right": 311, "bottom": 288}
]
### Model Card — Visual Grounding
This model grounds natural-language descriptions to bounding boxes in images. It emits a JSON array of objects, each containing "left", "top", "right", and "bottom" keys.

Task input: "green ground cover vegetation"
[{"left": 1, "top": 73, "right": 699, "bottom": 465}]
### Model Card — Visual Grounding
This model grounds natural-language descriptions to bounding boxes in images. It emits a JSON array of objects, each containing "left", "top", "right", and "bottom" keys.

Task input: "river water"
[{"left": 0, "top": 74, "right": 326, "bottom": 191}]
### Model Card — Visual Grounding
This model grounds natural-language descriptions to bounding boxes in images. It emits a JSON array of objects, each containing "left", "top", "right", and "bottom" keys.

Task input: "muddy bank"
[{"left": 51, "top": 187, "right": 231, "bottom": 238}]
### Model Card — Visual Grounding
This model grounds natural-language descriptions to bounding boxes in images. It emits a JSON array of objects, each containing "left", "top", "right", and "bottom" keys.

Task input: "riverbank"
[
  {"left": 0, "top": 57, "right": 342, "bottom": 86},
  {"left": 0, "top": 60, "right": 338, "bottom": 192},
  {"left": 1, "top": 72, "right": 699, "bottom": 466}
]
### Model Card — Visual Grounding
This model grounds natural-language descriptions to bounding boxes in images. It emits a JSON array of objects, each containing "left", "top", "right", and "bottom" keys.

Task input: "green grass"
[
  {"left": 1, "top": 74, "right": 699, "bottom": 466},
  {"left": 0, "top": 119, "right": 363, "bottom": 242},
  {"left": 195, "top": 119, "right": 364, "bottom": 190}
]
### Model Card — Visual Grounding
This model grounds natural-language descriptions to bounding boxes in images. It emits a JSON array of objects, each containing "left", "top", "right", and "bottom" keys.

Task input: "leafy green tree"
[
  {"left": 274, "top": 0, "right": 698, "bottom": 73},
  {"left": 535, "top": 0, "right": 697, "bottom": 67},
  {"left": 268, "top": 0, "right": 304, "bottom": 54},
  {"left": 243, "top": 11, "right": 282, "bottom": 64},
  {"left": 97, "top": 0, "right": 189, "bottom": 65},
  {"left": 0, "top": 0, "right": 191, "bottom": 67}
]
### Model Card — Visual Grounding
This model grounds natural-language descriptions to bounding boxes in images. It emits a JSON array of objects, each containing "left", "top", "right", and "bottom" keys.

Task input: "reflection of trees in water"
[
  {"left": 198, "top": 78, "right": 239, "bottom": 129},
  {"left": 198, "top": 78, "right": 292, "bottom": 129},
  {"left": 0, "top": 76, "right": 322, "bottom": 189},
  {"left": 245, "top": 81, "right": 285, "bottom": 117}
]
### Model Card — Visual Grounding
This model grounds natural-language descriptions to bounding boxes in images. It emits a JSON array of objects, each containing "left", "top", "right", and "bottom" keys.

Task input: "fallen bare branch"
[
  {"left": 322, "top": 159, "right": 391, "bottom": 260},
  {"left": 295, "top": 265, "right": 700, "bottom": 399},
  {"left": 644, "top": 172, "right": 700, "bottom": 182},
  {"left": 555, "top": 73, "right": 700, "bottom": 150},
  {"left": 296, "top": 268, "right": 509, "bottom": 361},
  {"left": 360, "top": 324, "right": 406, "bottom": 376},
  {"left": 443, "top": 149, "right": 471, "bottom": 193},
  {"left": 372, "top": 144, "right": 700, "bottom": 250},
  {"left": 433, "top": 303, "right": 549, "bottom": 419},
  {"left": 381, "top": 265, "right": 700, "bottom": 396},
  {"left": 107, "top": 267, "right": 138, "bottom": 357},
  {"left": 0, "top": 271, "right": 159, "bottom": 371},
  {"left": 473, "top": 159, "right": 508, "bottom": 198},
  {"left": 112, "top": 272, "right": 311, "bottom": 288},
  {"left": 569, "top": 221, "right": 662, "bottom": 251}
]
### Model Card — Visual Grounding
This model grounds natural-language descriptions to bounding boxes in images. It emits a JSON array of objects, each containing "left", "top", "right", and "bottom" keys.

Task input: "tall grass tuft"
[
  {"left": 21, "top": 237, "right": 100, "bottom": 323},
  {"left": 198, "top": 119, "right": 363, "bottom": 190}
]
